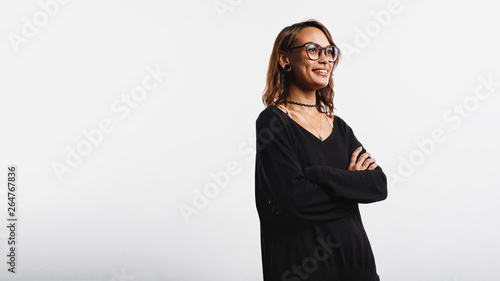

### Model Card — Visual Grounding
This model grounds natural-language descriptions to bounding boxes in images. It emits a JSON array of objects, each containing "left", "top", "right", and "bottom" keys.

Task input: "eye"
[{"left": 307, "top": 44, "right": 318, "bottom": 53}]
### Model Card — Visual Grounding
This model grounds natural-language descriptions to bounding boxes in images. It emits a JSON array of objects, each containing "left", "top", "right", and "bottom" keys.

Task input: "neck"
[{"left": 286, "top": 84, "right": 317, "bottom": 114}]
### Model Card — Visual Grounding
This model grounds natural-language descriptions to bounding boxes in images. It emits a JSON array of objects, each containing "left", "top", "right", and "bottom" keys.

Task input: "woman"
[{"left": 255, "top": 20, "right": 388, "bottom": 280}]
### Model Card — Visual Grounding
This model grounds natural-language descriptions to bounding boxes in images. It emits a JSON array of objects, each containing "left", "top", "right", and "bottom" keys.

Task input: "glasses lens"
[
  {"left": 326, "top": 46, "right": 338, "bottom": 62},
  {"left": 305, "top": 43, "right": 320, "bottom": 60}
]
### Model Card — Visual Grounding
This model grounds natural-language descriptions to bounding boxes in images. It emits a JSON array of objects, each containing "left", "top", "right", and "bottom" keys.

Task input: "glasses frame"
[{"left": 287, "top": 42, "right": 339, "bottom": 63}]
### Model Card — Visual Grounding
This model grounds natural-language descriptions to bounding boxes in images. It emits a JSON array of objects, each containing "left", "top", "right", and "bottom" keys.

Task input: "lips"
[
  {"left": 312, "top": 69, "right": 328, "bottom": 74},
  {"left": 312, "top": 68, "right": 329, "bottom": 76}
]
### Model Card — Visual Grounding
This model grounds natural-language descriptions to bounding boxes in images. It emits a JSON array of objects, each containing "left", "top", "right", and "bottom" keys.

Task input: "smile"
[{"left": 313, "top": 69, "right": 328, "bottom": 74}]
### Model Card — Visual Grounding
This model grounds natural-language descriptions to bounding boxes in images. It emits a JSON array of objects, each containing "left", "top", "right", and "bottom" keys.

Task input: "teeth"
[{"left": 313, "top": 69, "right": 328, "bottom": 73}]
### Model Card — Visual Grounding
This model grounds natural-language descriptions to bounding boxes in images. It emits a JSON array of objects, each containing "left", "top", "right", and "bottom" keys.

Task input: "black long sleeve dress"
[{"left": 255, "top": 105, "right": 388, "bottom": 281}]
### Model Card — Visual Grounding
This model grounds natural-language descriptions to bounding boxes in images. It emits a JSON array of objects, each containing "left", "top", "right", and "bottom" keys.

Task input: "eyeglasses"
[{"left": 288, "top": 42, "right": 339, "bottom": 63}]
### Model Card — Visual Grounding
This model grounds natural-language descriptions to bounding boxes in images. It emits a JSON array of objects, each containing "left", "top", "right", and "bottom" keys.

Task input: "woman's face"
[{"left": 281, "top": 27, "right": 334, "bottom": 91}]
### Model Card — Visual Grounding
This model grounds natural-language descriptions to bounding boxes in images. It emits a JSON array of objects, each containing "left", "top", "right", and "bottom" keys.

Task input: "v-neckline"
[{"left": 272, "top": 105, "right": 336, "bottom": 143}]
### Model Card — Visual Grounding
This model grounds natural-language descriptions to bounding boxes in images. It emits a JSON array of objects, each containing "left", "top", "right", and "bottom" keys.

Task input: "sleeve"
[
  {"left": 256, "top": 109, "right": 353, "bottom": 223},
  {"left": 302, "top": 118, "right": 388, "bottom": 203}
]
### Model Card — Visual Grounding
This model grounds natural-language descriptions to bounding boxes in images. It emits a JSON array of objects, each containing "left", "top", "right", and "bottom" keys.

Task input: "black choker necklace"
[{"left": 287, "top": 100, "right": 316, "bottom": 107}]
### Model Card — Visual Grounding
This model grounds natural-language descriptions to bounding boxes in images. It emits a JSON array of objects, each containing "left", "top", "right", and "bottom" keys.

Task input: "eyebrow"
[{"left": 302, "top": 41, "right": 334, "bottom": 47}]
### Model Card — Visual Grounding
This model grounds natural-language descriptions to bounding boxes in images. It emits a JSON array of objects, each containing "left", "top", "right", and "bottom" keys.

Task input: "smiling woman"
[{"left": 255, "top": 20, "right": 387, "bottom": 281}]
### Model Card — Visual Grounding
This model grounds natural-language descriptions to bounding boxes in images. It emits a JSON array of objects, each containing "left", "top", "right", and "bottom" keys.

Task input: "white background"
[{"left": 1, "top": 0, "right": 499, "bottom": 280}]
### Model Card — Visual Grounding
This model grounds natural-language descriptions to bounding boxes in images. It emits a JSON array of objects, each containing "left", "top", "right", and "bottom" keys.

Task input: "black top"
[{"left": 255, "top": 105, "right": 388, "bottom": 281}]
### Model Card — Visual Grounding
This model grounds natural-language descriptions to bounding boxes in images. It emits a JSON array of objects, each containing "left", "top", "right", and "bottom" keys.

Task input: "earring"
[{"left": 284, "top": 64, "right": 291, "bottom": 71}]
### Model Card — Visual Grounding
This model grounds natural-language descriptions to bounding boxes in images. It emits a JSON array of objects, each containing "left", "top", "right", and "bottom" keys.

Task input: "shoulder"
[
  {"left": 334, "top": 114, "right": 346, "bottom": 123},
  {"left": 256, "top": 105, "right": 292, "bottom": 128},
  {"left": 332, "top": 114, "right": 353, "bottom": 135}
]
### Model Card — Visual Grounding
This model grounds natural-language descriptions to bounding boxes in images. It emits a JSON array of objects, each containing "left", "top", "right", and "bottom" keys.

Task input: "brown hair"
[{"left": 262, "top": 19, "right": 341, "bottom": 118}]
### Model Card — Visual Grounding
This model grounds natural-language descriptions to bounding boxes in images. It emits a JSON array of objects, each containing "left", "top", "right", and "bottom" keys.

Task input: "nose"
[{"left": 318, "top": 49, "right": 328, "bottom": 64}]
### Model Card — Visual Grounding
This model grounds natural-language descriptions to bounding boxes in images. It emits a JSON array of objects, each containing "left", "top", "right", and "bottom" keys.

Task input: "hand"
[
  {"left": 348, "top": 146, "right": 378, "bottom": 171},
  {"left": 268, "top": 200, "right": 283, "bottom": 215}
]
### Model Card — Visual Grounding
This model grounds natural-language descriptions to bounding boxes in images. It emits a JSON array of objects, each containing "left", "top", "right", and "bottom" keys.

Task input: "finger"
[
  {"left": 349, "top": 146, "right": 363, "bottom": 170},
  {"left": 368, "top": 162, "right": 378, "bottom": 170},
  {"left": 355, "top": 152, "right": 371, "bottom": 170},
  {"left": 359, "top": 152, "right": 371, "bottom": 163},
  {"left": 362, "top": 156, "right": 374, "bottom": 166},
  {"left": 362, "top": 158, "right": 376, "bottom": 170}
]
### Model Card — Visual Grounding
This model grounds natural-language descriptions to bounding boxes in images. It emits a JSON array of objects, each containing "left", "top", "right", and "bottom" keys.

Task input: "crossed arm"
[{"left": 257, "top": 111, "right": 387, "bottom": 220}]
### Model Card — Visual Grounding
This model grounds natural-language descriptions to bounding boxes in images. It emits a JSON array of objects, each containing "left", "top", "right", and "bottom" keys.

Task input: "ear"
[{"left": 277, "top": 50, "right": 289, "bottom": 69}]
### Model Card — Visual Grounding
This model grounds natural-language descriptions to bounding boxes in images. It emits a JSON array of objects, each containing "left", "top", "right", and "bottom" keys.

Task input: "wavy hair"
[{"left": 262, "top": 19, "right": 341, "bottom": 118}]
